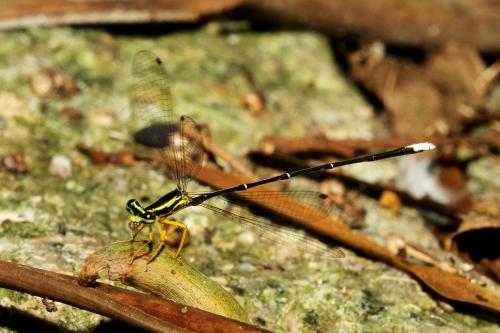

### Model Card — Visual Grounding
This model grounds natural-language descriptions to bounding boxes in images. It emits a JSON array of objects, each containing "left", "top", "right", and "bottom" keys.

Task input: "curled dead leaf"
[
  {"left": 444, "top": 197, "right": 500, "bottom": 282},
  {"left": 79, "top": 241, "right": 249, "bottom": 323}
]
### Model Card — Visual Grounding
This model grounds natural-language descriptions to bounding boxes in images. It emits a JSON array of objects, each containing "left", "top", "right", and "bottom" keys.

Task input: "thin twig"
[
  {"left": 182, "top": 125, "right": 257, "bottom": 179},
  {"left": 240, "top": 64, "right": 266, "bottom": 115}
]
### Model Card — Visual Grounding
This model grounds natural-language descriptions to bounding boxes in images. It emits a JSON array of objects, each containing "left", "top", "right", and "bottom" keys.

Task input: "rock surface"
[{"left": 0, "top": 25, "right": 499, "bottom": 332}]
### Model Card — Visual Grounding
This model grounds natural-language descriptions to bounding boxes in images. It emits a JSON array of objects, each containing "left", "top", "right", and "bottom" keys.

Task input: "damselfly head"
[{"left": 126, "top": 199, "right": 155, "bottom": 225}]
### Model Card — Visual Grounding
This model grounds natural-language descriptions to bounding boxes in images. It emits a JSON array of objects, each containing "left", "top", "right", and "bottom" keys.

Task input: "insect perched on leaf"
[{"left": 126, "top": 50, "right": 435, "bottom": 263}]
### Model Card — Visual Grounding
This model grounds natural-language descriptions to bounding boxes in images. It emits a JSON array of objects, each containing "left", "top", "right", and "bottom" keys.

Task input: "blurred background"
[{"left": 0, "top": 1, "right": 499, "bottom": 332}]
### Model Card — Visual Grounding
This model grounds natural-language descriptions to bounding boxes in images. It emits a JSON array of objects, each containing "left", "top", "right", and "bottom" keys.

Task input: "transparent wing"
[
  {"left": 132, "top": 51, "right": 205, "bottom": 192},
  {"left": 177, "top": 116, "right": 206, "bottom": 192},
  {"left": 197, "top": 191, "right": 345, "bottom": 260}
]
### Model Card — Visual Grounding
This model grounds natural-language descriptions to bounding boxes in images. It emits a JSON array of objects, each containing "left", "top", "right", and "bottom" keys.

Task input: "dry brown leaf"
[
  {"left": 444, "top": 197, "right": 500, "bottom": 282},
  {"left": 79, "top": 242, "right": 249, "bottom": 323},
  {"left": 348, "top": 42, "right": 486, "bottom": 137},
  {"left": 437, "top": 165, "right": 471, "bottom": 212}
]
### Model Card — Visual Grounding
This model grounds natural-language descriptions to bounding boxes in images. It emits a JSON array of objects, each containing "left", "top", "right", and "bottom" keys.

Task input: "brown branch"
[
  {"left": 0, "top": 0, "right": 243, "bottom": 30},
  {"left": 244, "top": 0, "right": 500, "bottom": 53},
  {"left": 260, "top": 134, "right": 500, "bottom": 157},
  {"left": 4, "top": 1, "right": 500, "bottom": 52},
  {"left": 0, "top": 260, "right": 267, "bottom": 333}
]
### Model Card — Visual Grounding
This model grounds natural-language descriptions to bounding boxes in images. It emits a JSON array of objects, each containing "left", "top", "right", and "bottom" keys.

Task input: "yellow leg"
[
  {"left": 162, "top": 221, "right": 188, "bottom": 258},
  {"left": 146, "top": 218, "right": 188, "bottom": 263},
  {"left": 130, "top": 225, "right": 153, "bottom": 263},
  {"left": 146, "top": 218, "right": 167, "bottom": 264},
  {"left": 129, "top": 223, "right": 145, "bottom": 242}
]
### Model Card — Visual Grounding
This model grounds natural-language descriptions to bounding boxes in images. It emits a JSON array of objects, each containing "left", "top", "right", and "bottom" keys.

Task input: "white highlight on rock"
[{"left": 406, "top": 142, "right": 436, "bottom": 152}]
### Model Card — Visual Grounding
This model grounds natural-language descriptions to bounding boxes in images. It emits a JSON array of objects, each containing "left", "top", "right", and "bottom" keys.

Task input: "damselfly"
[{"left": 126, "top": 50, "right": 435, "bottom": 263}]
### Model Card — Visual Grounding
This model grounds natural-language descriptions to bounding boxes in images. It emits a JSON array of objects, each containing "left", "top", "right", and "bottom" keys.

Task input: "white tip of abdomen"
[{"left": 406, "top": 142, "right": 436, "bottom": 152}]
